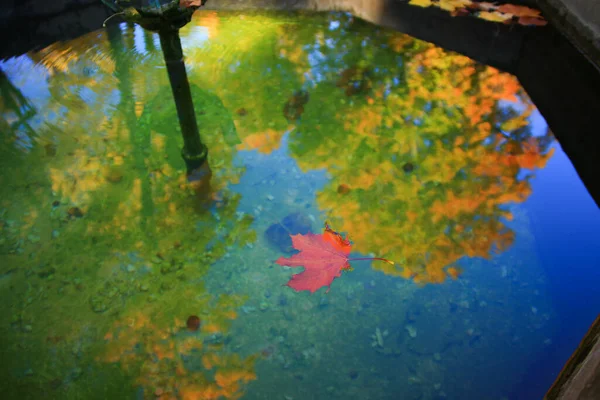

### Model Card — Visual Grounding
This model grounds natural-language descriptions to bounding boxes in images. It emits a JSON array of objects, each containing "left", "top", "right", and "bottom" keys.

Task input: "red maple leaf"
[{"left": 276, "top": 223, "right": 393, "bottom": 293}]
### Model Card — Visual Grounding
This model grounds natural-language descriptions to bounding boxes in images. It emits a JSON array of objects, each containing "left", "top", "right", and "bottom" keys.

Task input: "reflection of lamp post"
[{"left": 101, "top": 0, "right": 209, "bottom": 176}]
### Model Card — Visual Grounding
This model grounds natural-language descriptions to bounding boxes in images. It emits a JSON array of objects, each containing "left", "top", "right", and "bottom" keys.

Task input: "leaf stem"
[
  {"left": 103, "top": 12, "right": 126, "bottom": 28},
  {"left": 348, "top": 257, "right": 395, "bottom": 265}
]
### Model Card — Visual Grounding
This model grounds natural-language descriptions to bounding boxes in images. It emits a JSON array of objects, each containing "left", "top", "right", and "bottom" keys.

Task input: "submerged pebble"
[
  {"left": 70, "top": 367, "right": 83, "bottom": 380},
  {"left": 186, "top": 315, "right": 201, "bottom": 332},
  {"left": 44, "top": 144, "right": 57, "bottom": 156},
  {"left": 27, "top": 234, "right": 40, "bottom": 243},
  {"left": 67, "top": 207, "right": 84, "bottom": 218},
  {"left": 402, "top": 162, "right": 415, "bottom": 173},
  {"left": 278, "top": 294, "right": 288, "bottom": 306}
]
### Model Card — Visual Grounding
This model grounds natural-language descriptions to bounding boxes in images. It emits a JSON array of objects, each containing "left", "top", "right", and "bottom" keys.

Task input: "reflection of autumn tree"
[
  {"left": 28, "top": 30, "right": 118, "bottom": 113},
  {"left": 24, "top": 23, "right": 254, "bottom": 253},
  {"left": 101, "top": 293, "right": 257, "bottom": 400},
  {"left": 167, "top": 11, "right": 554, "bottom": 284},
  {"left": 183, "top": 12, "right": 302, "bottom": 150},
  {"left": 276, "top": 14, "right": 554, "bottom": 283},
  {"left": 0, "top": 22, "right": 258, "bottom": 399}
]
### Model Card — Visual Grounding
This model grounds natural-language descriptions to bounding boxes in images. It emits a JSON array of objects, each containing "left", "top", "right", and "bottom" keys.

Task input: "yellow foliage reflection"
[
  {"left": 273, "top": 14, "right": 554, "bottom": 284},
  {"left": 101, "top": 295, "right": 257, "bottom": 400}
]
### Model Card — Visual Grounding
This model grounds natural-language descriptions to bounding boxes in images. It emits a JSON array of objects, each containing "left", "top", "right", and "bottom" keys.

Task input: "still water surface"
[{"left": 0, "top": 10, "right": 599, "bottom": 400}]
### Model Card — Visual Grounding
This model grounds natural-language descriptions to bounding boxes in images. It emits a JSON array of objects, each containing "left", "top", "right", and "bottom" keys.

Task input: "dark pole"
[{"left": 158, "top": 27, "right": 208, "bottom": 173}]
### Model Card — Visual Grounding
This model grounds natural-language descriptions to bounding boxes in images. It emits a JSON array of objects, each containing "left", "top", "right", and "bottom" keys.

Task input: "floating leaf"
[{"left": 276, "top": 223, "right": 393, "bottom": 293}]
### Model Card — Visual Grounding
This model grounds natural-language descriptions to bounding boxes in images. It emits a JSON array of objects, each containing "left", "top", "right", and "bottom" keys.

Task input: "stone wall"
[{"left": 536, "top": 0, "right": 600, "bottom": 70}]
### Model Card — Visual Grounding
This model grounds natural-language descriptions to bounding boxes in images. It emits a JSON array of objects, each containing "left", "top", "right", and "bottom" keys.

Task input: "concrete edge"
[
  {"left": 535, "top": 0, "right": 600, "bottom": 71},
  {"left": 545, "top": 315, "right": 600, "bottom": 399}
]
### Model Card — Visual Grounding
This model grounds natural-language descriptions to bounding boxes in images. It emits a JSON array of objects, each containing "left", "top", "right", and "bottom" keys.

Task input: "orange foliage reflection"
[
  {"left": 273, "top": 14, "right": 554, "bottom": 284},
  {"left": 101, "top": 296, "right": 257, "bottom": 400}
]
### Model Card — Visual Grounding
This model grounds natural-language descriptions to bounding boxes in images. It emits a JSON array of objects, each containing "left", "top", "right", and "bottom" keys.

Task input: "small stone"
[
  {"left": 337, "top": 184, "right": 351, "bottom": 194},
  {"left": 402, "top": 162, "right": 414, "bottom": 173},
  {"left": 27, "top": 234, "right": 40, "bottom": 243},
  {"left": 375, "top": 327, "right": 384, "bottom": 347},
  {"left": 278, "top": 294, "right": 288, "bottom": 306},
  {"left": 45, "top": 144, "right": 57, "bottom": 157},
  {"left": 67, "top": 207, "right": 84, "bottom": 218},
  {"left": 259, "top": 302, "right": 269, "bottom": 311},
  {"left": 186, "top": 315, "right": 201, "bottom": 332},
  {"left": 91, "top": 300, "right": 108, "bottom": 313},
  {"left": 319, "top": 296, "right": 328, "bottom": 308},
  {"left": 282, "top": 309, "right": 293, "bottom": 321},
  {"left": 71, "top": 367, "right": 83, "bottom": 380},
  {"left": 24, "top": 324, "right": 32, "bottom": 332},
  {"left": 51, "top": 230, "right": 60, "bottom": 239},
  {"left": 266, "top": 194, "right": 275, "bottom": 201},
  {"left": 433, "top": 353, "right": 442, "bottom": 361},
  {"left": 405, "top": 324, "right": 417, "bottom": 338},
  {"left": 140, "top": 284, "right": 149, "bottom": 292},
  {"left": 531, "top": 306, "right": 538, "bottom": 314},
  {"left": 49, "top": 378, "right": 62, "bottom": 389},
  {"left": 38, "top": 266, "right": 56, "bottom": 278},
  {"left": 105, "top": 167, "right": 123, "bottom": 183},
  {"left": 126, "top": 264, "right": 136, "bottom": 273}
]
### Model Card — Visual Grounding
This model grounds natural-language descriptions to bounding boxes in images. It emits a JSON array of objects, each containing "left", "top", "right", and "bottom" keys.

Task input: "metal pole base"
[{"left": 182, "top": 145, "right": 208, "bottom": 173}]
